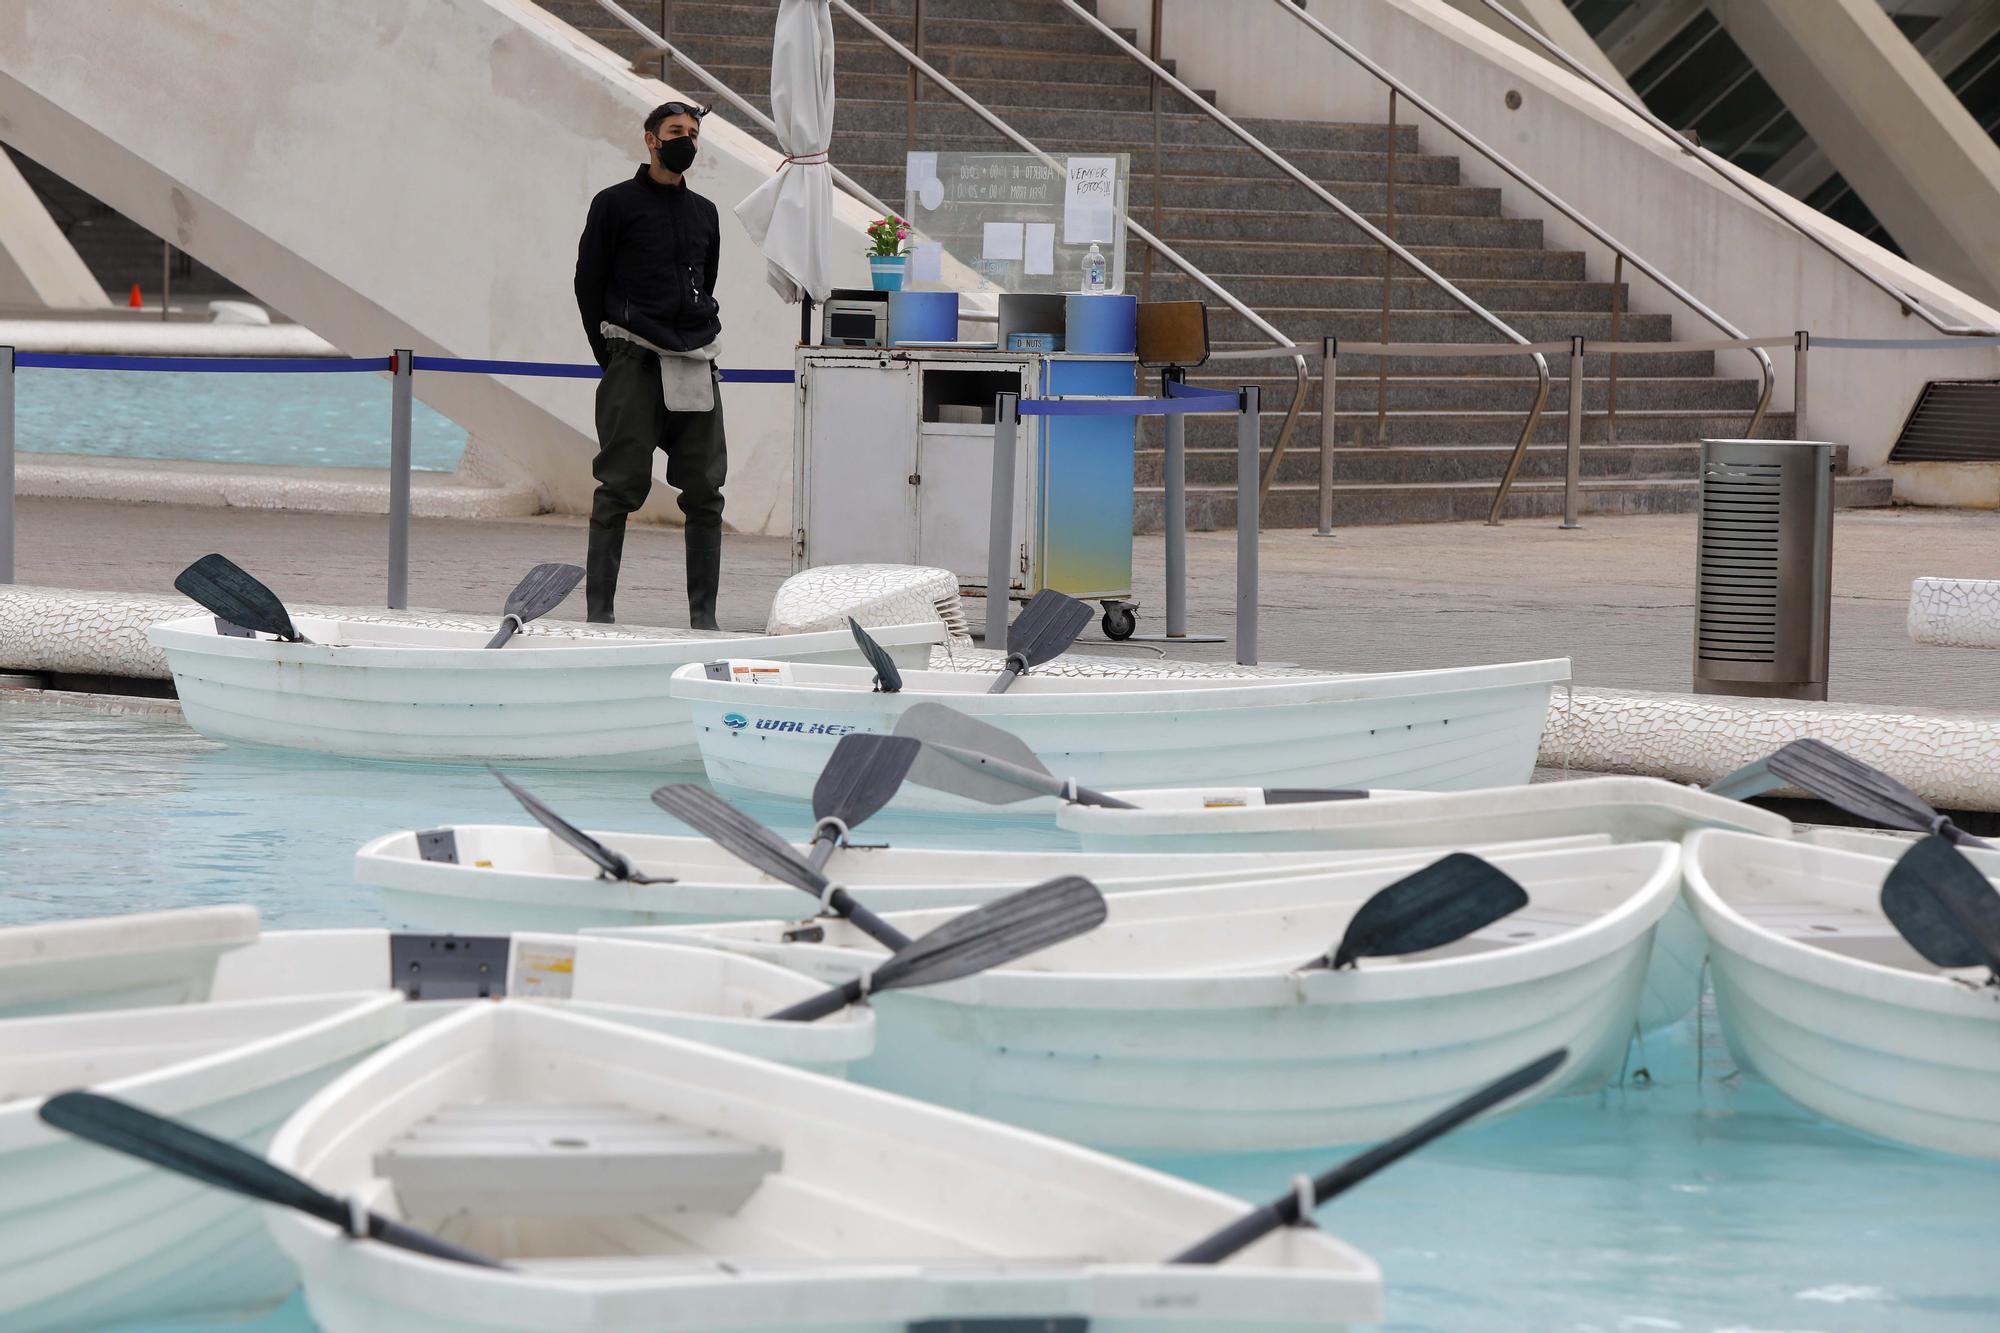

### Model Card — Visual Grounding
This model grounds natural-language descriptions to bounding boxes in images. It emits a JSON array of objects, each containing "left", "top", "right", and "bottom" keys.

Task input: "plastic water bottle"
[{"left": 1082, "top": 242, "right": 1107, "bottom": 294}]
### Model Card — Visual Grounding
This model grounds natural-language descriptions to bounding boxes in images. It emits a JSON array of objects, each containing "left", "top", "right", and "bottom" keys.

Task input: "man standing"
[{"left": 574, "top": 101, "right": 726, "bottom": 629}]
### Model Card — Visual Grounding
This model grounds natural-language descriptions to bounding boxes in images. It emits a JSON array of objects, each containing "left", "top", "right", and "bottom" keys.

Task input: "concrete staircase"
[{"left": 536, "top": 0, "right": 1891, "bottom": 527}]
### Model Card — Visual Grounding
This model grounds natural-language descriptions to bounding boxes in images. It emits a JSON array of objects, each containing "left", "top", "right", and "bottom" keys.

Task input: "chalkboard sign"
[{"left": 903, "top": 151, "right": 1129, "bottom": 296}]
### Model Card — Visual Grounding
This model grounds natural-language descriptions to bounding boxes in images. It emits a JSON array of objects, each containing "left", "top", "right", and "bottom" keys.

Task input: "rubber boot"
[
  {"left": 586, "top": 522, "right": 625, "bottom": 624},
  {"left": 686, "top": 526, "right": 721, "bottom": 631}
]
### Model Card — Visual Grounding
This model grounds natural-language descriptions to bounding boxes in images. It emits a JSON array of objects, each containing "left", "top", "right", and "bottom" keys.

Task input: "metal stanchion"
[
  {"left": 1793, "top": 330, "right": 1810, "bottom": 441},
  {"left": 983, "top": 390, "right": 1018, "bottom": 644},
  {"left": 1317, "top": 336, "right": 1337, "bottom": 537},
  {"left": 1562, "top": 334, "right": 1583, "bottom": 530},
  {"left": 1235, "top": 384, "right": 1261, "bottom": 666},
  {"left": 1131, "top": 369, "right": 1223, "bottom": 644},
  {"left": 388, "top": 349, "right": 413, "bottom": 609},
  {"left": 0, "top": 345, "right": 13, "bottom": 584}
]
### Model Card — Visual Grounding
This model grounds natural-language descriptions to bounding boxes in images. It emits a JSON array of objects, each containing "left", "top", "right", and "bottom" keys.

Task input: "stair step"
[
  {"left": 1157, "top": 375, "right": 1763, "bottom": 413},
  {"left": 1201, "top": 309, "right": 1676, "bottom": 345},
  {"left": 1150, "top": 243, "right": 1584, "bottom": 280},
  {"left": 1203, "top": 344, "right": 1719, "bottom": 377},
  {"left": 825, "top": 130, "right": 1463, "bottom": 185},
  {"left": 1141, "top": 410, "right": 1789, "bottom": 449},
  {"left": 1136, "top": 441, "right": 1832, "bottom": 487}
]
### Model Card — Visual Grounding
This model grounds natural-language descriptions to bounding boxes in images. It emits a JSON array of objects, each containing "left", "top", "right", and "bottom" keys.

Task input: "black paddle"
[
  {"left": 1172, "top": 1048, "right": 1568, "bottom": 1264},
  {"left": 39, "top": 1091, "right": 506, "bottom": 1269},
  {"left": 805, "top": 733, "right": 922, "bottom": 870},
  {"left": 489, "top": 767, "right": 674, "bottom": 885},
  {"left": 989, "top": 590, "right": 1093, "bottom": 694},
  {"left": 651, "top": 782, "right": 913, "bottom": 950},
  {"left": 173, "top": 554, "right": 306, "bottom": 642},
  {"left": 486, "top": 562, "right": 585, "bottom": 648},
  {"left": 893, "top": 702, "right": 1136, "bottom": 808},
  {"left": 848, "top": 618, "right": 904, "bottom": 693},
  {"left": 1879, "top": 835, "right": 2000, "bottom": 980},
  {"left": 768, "top": 875, "right": 1108, "bottom": 1022},
  {"left": 1311, "top": 854, "right": 1529, "bottom": 971},
  {"left": 1709, "top": 739, "right": 1991, "bottom": 849}
]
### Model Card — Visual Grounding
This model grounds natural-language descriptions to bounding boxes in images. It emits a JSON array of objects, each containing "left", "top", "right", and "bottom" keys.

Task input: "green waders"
[{"left": 587, "top": 339, "right": 728, "bottom": 628}]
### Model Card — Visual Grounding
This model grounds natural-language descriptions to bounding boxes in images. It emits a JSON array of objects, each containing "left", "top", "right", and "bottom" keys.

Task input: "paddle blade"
[
  {"left": 1172, "top": 1048, "right": 1568, "bottom": 1264},
  {"left": 1001, "top": 590, "right": 1093, "bottom": 674},
  {"left": 490, "top": 767, "right": 636, "bottom": 883},
  {"left": 848, "top": 618, "right": 904, "bottom": 693},
  {"left": 873, "top": 876, "right": 1107, "bottom": 996},
  {"left": 812, "top": 733, "right": 921, "bottom": 831},
  {"left": 894, "top": 702, "right": 1054, "bottom": 806},
  {"left": 503, "top": 562, "right": 585, "bottom": 622},
  {"left": 650, "top": 784, "right": 824, "bottom": 895},
  {"left": 173, "top": 554, "right": 303, "bottom": 642},
  {"left": 1880, "top": 835, "right": 2000, "bottom": 973},
  {"left": 1710, "top": 739, "right": 1988, "bottom": 848},
  {"left": 1326, "top": 854, "right": 1528, "bottom": 970},
  {"left": 41, "top": 1090, "right": 348, "bottom": 1229}
]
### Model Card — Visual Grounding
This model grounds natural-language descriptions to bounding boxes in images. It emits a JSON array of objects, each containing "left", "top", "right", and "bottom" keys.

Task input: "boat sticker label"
[
  {"left": 512, "top": 940, "right": 576, "bottom": 1000},
  {"left": 724, "top": 659, "right": 794, "bottom": 685},
  {"left": 723, "top": 712, "right": 749, "bottom": 730}
]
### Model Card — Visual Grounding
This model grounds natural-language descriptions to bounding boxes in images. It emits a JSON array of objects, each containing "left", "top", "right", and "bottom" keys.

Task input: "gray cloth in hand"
[{"left": 601, "top": 322, "right": 719, "bottom": 412}]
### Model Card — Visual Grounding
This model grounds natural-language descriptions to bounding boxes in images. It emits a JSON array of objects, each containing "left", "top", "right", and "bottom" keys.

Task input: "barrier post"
[
  {"left": 0, "top": 345, "right": 13, "bottom": 584},
  {"left": 1236, "top": 384, "right": 1261, "bottom": 666},
  {"left": 1161, "top": 367, "right": 1188, "bottom": 637},
  {"left": 984, "top": 390, "right": 1019, "bottom": 644},
  {"left": 1317, "top": 337, "right": 1337, "bottom": 537},
  {"left": 1562, "top": 334, "right": 1584, "bottom": 530},
  {"left": 1793, "top": 330, "right": 1810, "bottom": 441},
  {"left": 388, "top": 349, "right": 413, "bottom": 609}
]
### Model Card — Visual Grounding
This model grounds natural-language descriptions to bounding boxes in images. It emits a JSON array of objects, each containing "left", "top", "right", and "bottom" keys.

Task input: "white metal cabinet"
[{"left": 796, "top": 354, "right": 918, "bottom": 567}]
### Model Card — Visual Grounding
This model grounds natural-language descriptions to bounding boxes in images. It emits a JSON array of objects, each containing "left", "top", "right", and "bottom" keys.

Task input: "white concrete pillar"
[
  {"left": 1437, "top": 0, "right": 1637, "bottom": 96},
  {"left": 1711, "top": 0, "right": 2000, "bottom": 307},
  {"left": 0, "top": 150, "right": 108, "bottom": 309}
]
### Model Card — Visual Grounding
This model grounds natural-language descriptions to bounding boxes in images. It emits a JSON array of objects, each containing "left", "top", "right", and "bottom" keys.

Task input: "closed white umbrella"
[{"left": 733, "top": 0, "right": 835, "bottom": 315}]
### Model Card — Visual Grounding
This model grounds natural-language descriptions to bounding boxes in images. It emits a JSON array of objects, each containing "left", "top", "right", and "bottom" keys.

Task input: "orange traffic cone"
[{"left": 127, "top": 283, "right": 143, "bottom": 308}]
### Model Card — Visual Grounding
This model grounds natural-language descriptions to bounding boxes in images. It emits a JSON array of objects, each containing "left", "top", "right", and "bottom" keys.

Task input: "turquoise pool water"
[
  {"left": 5, "top": 697, "right": 1993, "bottom": 1333},
  {"left": 15, "top": 368, "right": 468, "bottom": 471}
]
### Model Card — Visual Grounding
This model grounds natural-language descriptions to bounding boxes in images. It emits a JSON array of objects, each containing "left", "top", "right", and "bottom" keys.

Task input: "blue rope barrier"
[
  {"left": 1164, "top": 381, "right": 1240, "bottom": 401},
  {"left": 1016, "top": 394, "right": 1240, "bottom": 417},
  {"left": 1811, "top": 335, "right": 2000, "bottom": 350},
  {"left": 14, "top": 353, "right": 391, "bottom": 373},
  {"left": 410, "top": 354, "right": 793, "bottom": 383}
]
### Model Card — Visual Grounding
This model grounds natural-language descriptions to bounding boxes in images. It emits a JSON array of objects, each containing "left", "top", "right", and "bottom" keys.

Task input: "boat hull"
[
  {"left": 675, "top": 659, "right": 1569, "bottom": 812},
  {"left": 1684, "top": 831, "right": 2000, "bottom": 1159},
  {"left": 0, "top": 993, "right": 403, "bottom": 1332},
  {"left": 150, "top": 616, "right": 940, "bottom": 766}
]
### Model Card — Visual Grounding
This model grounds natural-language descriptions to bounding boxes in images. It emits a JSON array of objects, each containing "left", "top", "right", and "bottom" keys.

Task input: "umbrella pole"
[{"left": 800, "top": 297, "right": 814, "bottom": 346}]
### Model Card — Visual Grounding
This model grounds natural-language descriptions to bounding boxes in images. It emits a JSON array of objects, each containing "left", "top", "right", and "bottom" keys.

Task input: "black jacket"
[{"left": 574, "top": 165, "right": 722, "bottom": 364}]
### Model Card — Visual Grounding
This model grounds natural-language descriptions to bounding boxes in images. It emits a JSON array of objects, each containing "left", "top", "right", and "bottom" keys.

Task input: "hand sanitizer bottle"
[{"left": 1082, "top": 242, "right": 1107, "bottom": 294}]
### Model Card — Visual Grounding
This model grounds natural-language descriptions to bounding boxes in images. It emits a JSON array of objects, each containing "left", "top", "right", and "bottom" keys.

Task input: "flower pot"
[{"left": 869, "top": 255, "right": 907, "bottom": 291}]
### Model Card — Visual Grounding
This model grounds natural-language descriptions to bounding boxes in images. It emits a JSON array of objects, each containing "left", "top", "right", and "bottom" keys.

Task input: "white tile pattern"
[
  {"left": 1908, "top": 577, "right": 2000, "bottom": 649},
  {"left": 767, "top": 565, "right": 971, "bottom": 641}
]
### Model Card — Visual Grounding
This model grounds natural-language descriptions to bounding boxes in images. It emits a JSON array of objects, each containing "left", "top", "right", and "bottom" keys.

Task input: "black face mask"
[{"left": 655, "top": 135, "right": 697, "bottom": 175}]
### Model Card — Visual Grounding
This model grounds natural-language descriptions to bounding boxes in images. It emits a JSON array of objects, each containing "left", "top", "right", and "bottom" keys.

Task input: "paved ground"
[{"left": 14, "top": 496, "right": 1999, "bottom": 709}]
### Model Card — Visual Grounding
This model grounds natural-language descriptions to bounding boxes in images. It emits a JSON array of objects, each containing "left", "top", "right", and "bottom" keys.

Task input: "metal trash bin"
[{"left": 1693, "top": 439, "right": 1835, "bottom": 701}]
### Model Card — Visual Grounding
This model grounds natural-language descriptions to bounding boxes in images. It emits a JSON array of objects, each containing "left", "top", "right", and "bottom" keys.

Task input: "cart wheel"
[{"left": 1100, "top": 601, "right": 1138, "bottom": 641}]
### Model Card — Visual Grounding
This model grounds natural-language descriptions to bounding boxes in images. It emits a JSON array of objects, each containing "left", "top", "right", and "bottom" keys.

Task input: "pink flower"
[{"left": 896, "top": 227, "right": 909, "bottom": 238}]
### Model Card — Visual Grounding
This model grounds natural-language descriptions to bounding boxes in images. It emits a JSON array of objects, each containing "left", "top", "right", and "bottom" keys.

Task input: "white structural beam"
[
  {"left": 1765, "top": 0, "right": 2000, "bottom": 201},
  {"left": 1599, "top": 0, "right": 1710, "bottom": 78},
  {"left": 0, "top": 149, "right": 108, "bottom": 309},
  {"left": 1438, "top": 0, "right": 1638, "bottom": 95},
  {"left": 1711, "top": 0, "right": 2000, "bottom": 306},
  {"left": 0, "top": 0, "right": 889, "bottom": 534}
]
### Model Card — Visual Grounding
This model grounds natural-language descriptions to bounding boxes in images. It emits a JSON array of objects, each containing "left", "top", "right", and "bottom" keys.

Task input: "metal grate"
[
  {"left": 1889, "top": 380, "right": 2000, "bottom": 462},
  {"left": 1696, "top": 459, "right": 1782, "bottom": 663}
]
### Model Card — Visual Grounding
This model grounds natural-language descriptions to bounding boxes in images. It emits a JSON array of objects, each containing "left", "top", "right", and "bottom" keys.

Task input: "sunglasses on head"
[{"left": 656, "top": 101, "right": 708, "bottom": 121}]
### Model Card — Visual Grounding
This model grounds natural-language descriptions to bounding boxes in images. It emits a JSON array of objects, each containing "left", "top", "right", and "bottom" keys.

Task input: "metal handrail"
[
  {"left": 589, "top": 0, "right": 897, "bottom": 219},
  {"left": 1475, "top": 0, "right": 2000, "bottom": 338},
  {"left": 1056, "top": 0, "right": 1552, "bottom": 505},
  {"left": 1273, "top": 0, "right": 1773, "bottom": 521}
]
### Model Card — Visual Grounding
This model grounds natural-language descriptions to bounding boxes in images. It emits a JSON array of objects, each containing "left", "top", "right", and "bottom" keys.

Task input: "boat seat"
[
  {"left": 375, "top": 1101, "right": 781, "bottom": 1219},
  {"left": 1733, "top": 901, "right": 1941, "bottom": 969}
]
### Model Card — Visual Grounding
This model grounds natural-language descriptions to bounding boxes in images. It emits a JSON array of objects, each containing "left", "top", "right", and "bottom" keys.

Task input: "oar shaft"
[
  {"left": 768, "top": 975, "right": 867, "bottom": 1023},
  {"left": 485, "top": 616, "right": 523, "bottom": 649},
  {"left": 370, "top": 1213, "right": 510, "bottom": 1268},
  {"left": 987, "top": 666, "right": 1022, "bottom": 695},
  {"left": 827, "top": 887, "right": 914, "bottom": 950}
]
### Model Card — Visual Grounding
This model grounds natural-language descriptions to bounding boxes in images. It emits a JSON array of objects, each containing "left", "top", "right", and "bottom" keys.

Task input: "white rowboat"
[
  {"left": 358, "top": 821, "right": 1607, "bottom": 933},
  {"left": 670, "top": 657, "right": 1571, "bottom": 812},
  {"left": 209, "top": 928, "right": 873, "bottom": 1076},
  {"left": 0, "top": 991, "right": 403, "bottom": 1331},
  {"left": 0, "top": 905, "right": 259, "bottom": 1019},
  {"left": 265, "top": 1002, "right": 1383, "bottom": 1332},
  {"left": 643, "top": 842, "right": 1680, "bottom": 1155},
  {"left": 1682, "top": 830, "right": 2000, "bottom": 1159},
  {"left": 149, "top": 614, "right": 943, "bottom": 767}
]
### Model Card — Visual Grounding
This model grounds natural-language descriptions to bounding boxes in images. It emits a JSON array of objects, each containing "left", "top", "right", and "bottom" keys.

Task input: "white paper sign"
[
  {"left": 911, "top": 240, "right": 943, "bottom": 283},
  {"left": 1023, "top": 222, "right": 1056, "bottom": 276},
  {"left": 918, "top": 178, "right": 944, "bottom": 210},
  {"left": 1063, "top": 156, "right": 1117, "bottom": 244},
  {"left": 981, "top": 221, "right": 1024, "bottom": 261},
  {"left": 904, "top": 151, "right": 937, "bottom": 193}
]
